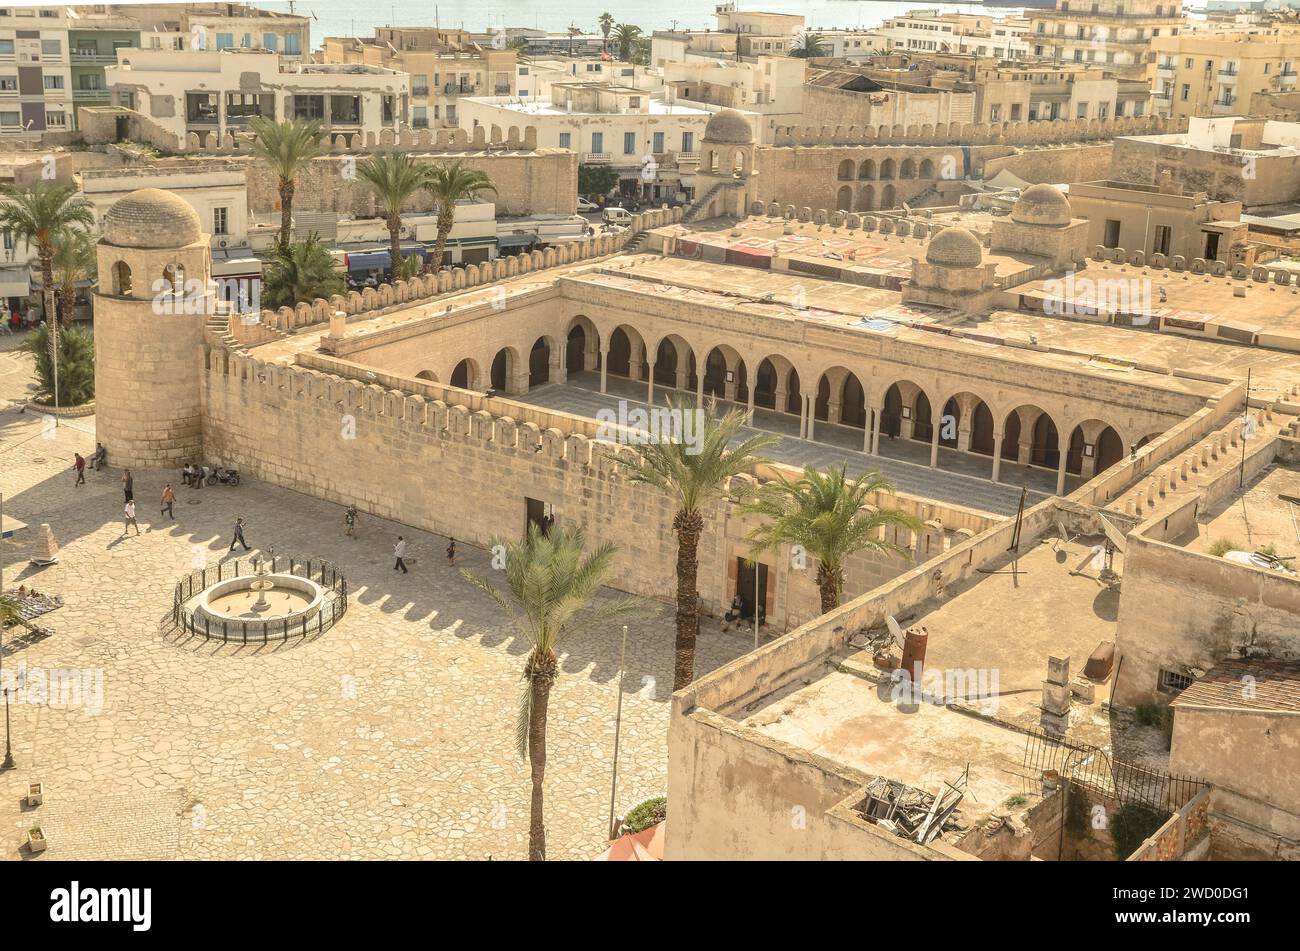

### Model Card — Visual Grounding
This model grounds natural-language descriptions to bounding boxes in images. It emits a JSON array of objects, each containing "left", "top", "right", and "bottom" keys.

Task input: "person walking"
[
  {"left": 229, "top": 516, "right": 250, "bottom": 552},
  {"left": 344, "top": 504, "right": 358, "bottom": 539},
  {"left": 123, "top": 499, "right": 140, "bottom": 536},
  {"left": 160, "top": 483, "right": 176, "bottom": 520},
  {"left": 394, "top": 536, "right": 408, "bottom": 573},
  {"left": 73, "top": 452, "right": 86, "bottom": 486},
  {"left": 445, "top": 537, "right": 456, "bottom": 567},
  {"left": 121, "top": 468, "right": 134, "bottom": 503}
]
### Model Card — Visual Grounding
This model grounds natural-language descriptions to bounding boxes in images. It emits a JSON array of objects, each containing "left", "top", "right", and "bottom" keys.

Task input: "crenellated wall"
[{"left": 769, "top": 114, "right": 1185, "bottom": 149}]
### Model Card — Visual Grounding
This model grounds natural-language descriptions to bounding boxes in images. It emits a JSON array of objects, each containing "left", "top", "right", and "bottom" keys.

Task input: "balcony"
[
  {"left": 72, "top": 88, "right": 110, "bottom": 102},
  {"left": 412, "top": 86, "right": 429, "bottom": 97},
  {"left": 582, "top": 152, "right": 612, "bottom": 164},
  {"left": 71, "top": 51, "right": 118, "bottom": 65},
  {"left": 1218, "top": 68, "right": 1238, "bottom": 80},
  {"left": 494, "top": 85, "right": 511, "bottom": 94}
]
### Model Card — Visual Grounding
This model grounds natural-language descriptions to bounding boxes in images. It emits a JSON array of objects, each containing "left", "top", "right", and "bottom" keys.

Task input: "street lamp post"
[
  {"left": 607, "top": 624, "right": 629, "bottom": 840},
  {"left": 0, "top": 490, "right": 11, "bottom": 770},
  {"left": 2, "top": 686, "right": 13, "bottom": 771}
]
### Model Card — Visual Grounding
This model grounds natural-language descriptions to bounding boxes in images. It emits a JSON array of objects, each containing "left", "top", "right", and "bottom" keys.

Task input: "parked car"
[
  {"left": 602, "top": 207, "right": 634, "bottom": 226},
  {"left": 577, "top": 196, "right": 599, "bottom": 212}
]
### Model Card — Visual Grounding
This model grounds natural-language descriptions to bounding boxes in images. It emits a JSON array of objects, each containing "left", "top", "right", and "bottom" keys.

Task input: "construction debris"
[{"left": 857, "top": 767, "right": 969, "bottom": 843}]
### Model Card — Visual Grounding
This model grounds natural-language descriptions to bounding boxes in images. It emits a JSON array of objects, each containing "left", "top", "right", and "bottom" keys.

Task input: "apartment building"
[
  {"left": 865, "top": 10, "right": 1031, "bottom": 60},
  {"left": 0, "top": 5, "right": 73, "bottom": 139},
  {"left": 458, "top": 81, "right": 721, "bottom": 202},
  {"left": 106, "top": 48, "right": 408, "bottom": 147},
  {"left": 517, "top": 58, "right": 658, "bottom": 104},
  {"left": 1066, "top": 178, "right": 1248, "bottom": 262},
  {"left": 662, "top": 55, "right": 804, "bottom": 134},
  {"left": 322, "top": 27, "right": 513, "bottom": 131},
  {"left": 1150, "top": 27, "right": 1300, "bottom": 118},
  {"left": 652, "top": 4, "right": 804, "bottom": 65},
  {"left": 1028, "top": 0, "right": 1184, "bottom": 79}
]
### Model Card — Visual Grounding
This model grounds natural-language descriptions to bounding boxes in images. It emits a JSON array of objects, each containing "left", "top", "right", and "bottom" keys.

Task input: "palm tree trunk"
[
  {"left": 526, "top": 650, "right": 557, "bottom": 861},
  {"left": 672, "top": 509, "right": 703, "bottom": 690},
  {"left": 39, "top": 245, "right": 58, "bottom": 408},
  {"left": 432, "top": 208, "right": 454, "bottom": 275},
  {"left": 816, "top": 562, "right": 841, "bottom": 616},
  {"left": 279, "top": 178, "right": 295, "bottom": 249},
  {"left": 387, "top": 214, "right": 402, "bottom": 282}
]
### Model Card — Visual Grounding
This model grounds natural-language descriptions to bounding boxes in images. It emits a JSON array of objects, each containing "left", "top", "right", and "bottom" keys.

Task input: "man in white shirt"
[
  {"left": 394, "top": 535, "right": 408, "bottom": 573},
  {"left": 123, "top": 499, "right": 140, "bottom": 536}
]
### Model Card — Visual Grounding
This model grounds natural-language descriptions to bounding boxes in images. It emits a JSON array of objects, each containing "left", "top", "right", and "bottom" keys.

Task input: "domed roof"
[
  {"left": 103, "top": 188, "right": 202, "bottom": 249},
  {"left": 926, "top": 227, "right": 983, "bottom": 268},
  {"left": 703, "top": 109, "right": 753, "bottom": 145},
  {"left": 1011, "top": 184, "right": 1073, "bottom": 227}
]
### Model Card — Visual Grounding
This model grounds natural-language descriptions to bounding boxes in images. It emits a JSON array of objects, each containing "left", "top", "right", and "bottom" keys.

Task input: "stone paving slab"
[{"left": 0, "top": 343, "right": 755, "bottom": 860}]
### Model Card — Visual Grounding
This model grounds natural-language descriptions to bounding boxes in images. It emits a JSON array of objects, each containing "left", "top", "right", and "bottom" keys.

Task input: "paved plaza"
[{"left": 0, "top": 340, "right": 754, "bottom": 860}]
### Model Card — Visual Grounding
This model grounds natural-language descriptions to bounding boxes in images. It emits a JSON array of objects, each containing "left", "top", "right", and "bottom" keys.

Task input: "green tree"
[
  {"left": 249, "top": 116, "right": 329, "bottom": 249},
  {"left": 464, "top": 523, "right": 645, "bottom": 860},
  {"left": 610, "top": 401, "right": 776, "bottom": 689},
  {"left": 789, "top": 32, "right": 829, "bottom": 59},
  {"left": 630, "top": 37, "right": 652, "bottom": 67},
  {"left": 52, "top": 227, "right": 97, "bottom": 326},
  {"left": 578, "top": 163, "right": 619, "bottom": 198},
  {"left": 424, "top": 161, "right": 497, "bottom": 274},
  {"left": 599, "top": 12, "right": 614, "bottom": 53},
  {"left": 356, "top": 151, "right": 429, "bottom": 280},
  {"left": 612, "top": 23, "right": 642, "bottom": 62},
  {"left": 0, "top": 182, "right": 95, "bottom": 409},
  {"left": 507, "top": 35, "right": 530, "bottom": 56},
  {"left": 0, "top": 593, "right": 19, "bottom": 627},
  {"left": 740, "top": 465, "right": 922, "bottom": 615},
  {"left": 20, "top": 324, "right": 94, "bottom": 407},
  {"left": 262, "top": 233, "right": 344, "bottom": 309}
]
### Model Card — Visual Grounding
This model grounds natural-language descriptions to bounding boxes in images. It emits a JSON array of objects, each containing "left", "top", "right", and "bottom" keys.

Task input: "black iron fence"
[
  {"left": 1022, "top": 727, "right": 1207, "bottom": 813},
  {"left": 171, "top": 553, "right": 348, "bottom": 644}
]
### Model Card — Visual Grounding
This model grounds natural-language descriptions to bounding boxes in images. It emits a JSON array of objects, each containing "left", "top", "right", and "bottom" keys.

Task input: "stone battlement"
[{"left": 770, "top": 115, "right": 1185, "bottom": 150}]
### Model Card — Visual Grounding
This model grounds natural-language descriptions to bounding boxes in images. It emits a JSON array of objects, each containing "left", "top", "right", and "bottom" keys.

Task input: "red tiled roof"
[{"left": 1171, "top": 658, "right": 1300, "bottom": 714}]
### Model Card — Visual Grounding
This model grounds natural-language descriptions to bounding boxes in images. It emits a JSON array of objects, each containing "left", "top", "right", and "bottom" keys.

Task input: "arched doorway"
[
  {"left": 841, "top": 373, "right": 866, "bottom": 429},
  {"left": 654, "top": 337, "right": 680, "bottom": 388},
  {"left": 836, "top": 185, "right": 853, "bottom": 211},
  {"left": 529, "top": 337, "right": 551, "bottom": 388},
  {"left": 450, "top": 358, "right": 476, "bottom": 389},
  {"left": 566, "top": 319, "right": 598, "bottom": 376},
  {"left": 912, "top": 391, "right": 933, "bottom": 443},
  {"left": 1031, "top": 412, "right": 1061, "bottom": 468},
  {"left": 490, "top": 347, "right": 515, "bottom": 391},
  {"left": 607, "top": 327, "right": 634, "bottom": 378},
  {"left": 970, "top": 402, "right": 995, "bottom": 455},
  {"left": 856, "top": 184, "right": 875, "bottom": 212}
]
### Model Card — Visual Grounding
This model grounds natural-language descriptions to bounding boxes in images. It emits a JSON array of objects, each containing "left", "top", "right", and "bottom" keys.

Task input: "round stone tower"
[
  {"left": 696, "top": 109, "right": 756, "bottom": 218},
  {"left": 94, "top": 188, "right": 213, "bottom": 468}
]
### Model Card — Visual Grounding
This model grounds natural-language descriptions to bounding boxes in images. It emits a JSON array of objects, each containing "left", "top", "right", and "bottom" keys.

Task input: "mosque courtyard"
[{"left": 0, "top": 339, "right": 753, "bottom": 860}]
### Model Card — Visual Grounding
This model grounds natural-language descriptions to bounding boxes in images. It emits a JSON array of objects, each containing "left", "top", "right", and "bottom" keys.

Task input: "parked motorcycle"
[{"left": 205, "top": 466, "right": 240, "bottom": 486}]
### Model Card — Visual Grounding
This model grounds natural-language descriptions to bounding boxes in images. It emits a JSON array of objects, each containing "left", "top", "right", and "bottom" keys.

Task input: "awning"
[
  {"left": 496, "top": 234, "right": 537, "bottom": 249},
  {"left": 0, "top": 278, "right": 30, "bottom": 298}
]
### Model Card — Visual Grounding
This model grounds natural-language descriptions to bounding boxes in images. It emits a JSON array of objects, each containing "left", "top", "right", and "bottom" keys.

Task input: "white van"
[{"left": 602, "top": 207, "right": 634, "bottom": 226}]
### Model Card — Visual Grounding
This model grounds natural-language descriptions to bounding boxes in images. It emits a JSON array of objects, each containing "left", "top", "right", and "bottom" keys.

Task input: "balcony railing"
[
  {"left": 1218, "top": 68, "right": 1238, "bottom": 78},
  {"left": 582, "top": 152, "right": 611, "bottom": 164},
  {"left": 72, "top": 88, "right": 110, "bottom": 101},
  {"left": 494, "top": 84, "right": 511, "bottom": 94},
  {"left": 72, "top": 51, "right": 118, "bottom": 64},
  {"left": 412, "top": 86, "right": 429, "bottom": 97}
]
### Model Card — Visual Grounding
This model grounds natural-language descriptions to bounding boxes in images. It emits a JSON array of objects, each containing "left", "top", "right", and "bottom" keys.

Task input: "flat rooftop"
[{"left": 1177, "top": 462, "right": 1300, "bottom": 562}]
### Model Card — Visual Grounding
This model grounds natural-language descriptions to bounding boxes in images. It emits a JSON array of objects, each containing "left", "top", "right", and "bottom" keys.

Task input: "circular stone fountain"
[{"left": 192, "top": 557, "right": 326, "bottom": 626}]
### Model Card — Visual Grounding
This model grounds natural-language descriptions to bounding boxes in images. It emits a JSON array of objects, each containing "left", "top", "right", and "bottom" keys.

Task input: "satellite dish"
[
  {"left": 1075, "top": 545, "right": 1105, "bottom": 573},
  {"left": 886, "top": 615, "right": 904, "bottom": 646},
  {"left": 1098, "top": 514, "right": 1127, "bottom": 554}
]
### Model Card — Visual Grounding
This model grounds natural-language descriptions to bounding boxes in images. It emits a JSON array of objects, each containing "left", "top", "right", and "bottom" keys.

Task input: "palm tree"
[
  {"left": 612, "top": 23, "right": 642, "bottom": 62},
  {"left": 249, "top": 116, "right": 329, "bottom": 249},
  {"left": 630, "top": 37, "right": 652, "bottom": 67},
  {"left": 52, "top": 227, "right": 97, "bottom": 326},
  {"left": 464, "top": 523, "right": 645, "bottom": 860},
  {"left": 599, "top": 12, "right": 614, "bottom": 53},
  {"left": 423, "top": 161, "right": 496, "bottom": 274},
  {"left": 262, "top": 232, "right": 345, "bottom": 309},
  {"left": 507, "top": 35, "right": 530, "bottom": 57},
  {"left": 0, "top": 594, "right": 18, "bottom": 627},
  {"left": 0, "top": 182, "right": 95, "bottom": 410},
  {"left": 356, "top": 151, "right": 429, "bottom": 281},
  {"left": 20, "top": 325, "right": 94, "bottom": 407},
  {"left": 611, "top": 400, "right": 776, "bottom": 689},
  {"left": 789, "top": 32, "right": 829, "bottom": 59},
  {"left": 741, "top": 465, "right": 923, "bottom": 615}
]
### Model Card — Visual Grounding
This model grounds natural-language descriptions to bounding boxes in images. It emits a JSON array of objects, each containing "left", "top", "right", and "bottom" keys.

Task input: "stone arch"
[
  {"left": 566, "top": 315, "right": 600, "bottom": 376},
  {"left": 935, "top": 390, "right": 991, "bottom": 452},
  {"left": 702, "top": 343, "right": 747, "bottom": 403},
  {"left": 881, "top": 184, "right": 897, "bottom": 208},
  {"left": 899, "top": 157, "right": 916, "bottom": 179},
  {"left": 919, "top": 157, "right": 935, "bottom": 178},
  {"left": 606, "top": 324, "right": 647, "bottom": 380},
  {"left": 652, "top": 333, "right": 693, "bottom": 390},
  {"left": 813, "top": 365, "right": 867, "bottom": 428},
  {"left": 1065, "top": 419, "right": 1126, "bottom": 477},
  {"left": 416, "top": 369, "right": 438, "bottom": 383},
  {"left": 837, "top": 158, "right": 855, "bottom": 181},
  {"left": 1004, "top": 404, "right": 1061, "bottom": 467},
  {"left": 112, "top": 260, "right": 132, "bottom": 295},
  {"left": 450, "top": 357, "right": 479, "bottom": 390},
  {"left": 752, "top": 353, "right": 797, "bottom": 413},
  {"left": 856, "top": 184, "right": 875, "bottom": 212},
  {"left": 529, "top": 335, "right": 555, "bottom": 388},
  {"left": 881, "top": 379, "right": 935, "bottom": 442},
  {"left": 490, "top": 346, "right": 519, "bottom": 392},
  {"left": 836, "top": 185, "right": 853, "bottom": 211},
  {"left": 880, "top": 157, "right": 896, "bottom": 180},
  {"left": 858, "top": 158, "right": 876, "bottom": 180}
]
